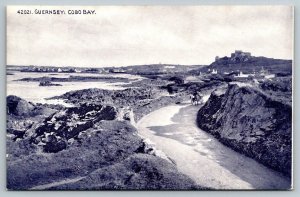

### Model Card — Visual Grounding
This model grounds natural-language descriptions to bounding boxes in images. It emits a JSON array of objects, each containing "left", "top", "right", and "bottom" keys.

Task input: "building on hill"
[
  {"left": 231, "top": 50, "right": 251, "bottom": 57},
  {"left": 111, "top": 68, "right": 126, "bottom": 73},
  {"left": 230, "top": 50, "right": 252, "bottom": 62},
  {"left": 234, "top": 71, "right": 250, "bottom": 78},
  {"left": 211, "top": 69, "right": 218, "bottom": 74},
  {"left": 259, "top": 67, "right": 275, "bottom": 79},
  {"left": 213, "top": 50, "right": 252, "bottom": 65}
]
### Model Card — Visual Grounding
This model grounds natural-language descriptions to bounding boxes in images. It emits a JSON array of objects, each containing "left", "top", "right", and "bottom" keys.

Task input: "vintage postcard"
[{"left": 6, "top": 6, "right": 293, "bottom": 190}]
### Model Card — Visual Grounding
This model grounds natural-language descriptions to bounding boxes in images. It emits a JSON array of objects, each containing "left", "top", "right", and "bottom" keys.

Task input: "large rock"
[
  {"left": 32, "top": 103, "right": 117, "bottom": 153},
  {"left": 6, "top": 96, "right": 60, "bottom": 141},
  {"left": 7, "top": 95, "right": 35, "bottom": 116},
  {"left": 197, "top": 84, "right": 292, "bottom": 176}
]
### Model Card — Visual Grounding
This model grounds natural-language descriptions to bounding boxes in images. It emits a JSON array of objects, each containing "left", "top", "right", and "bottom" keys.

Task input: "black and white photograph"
[{"left": 6, "top": 5, "right": 293, "bottom": 190}]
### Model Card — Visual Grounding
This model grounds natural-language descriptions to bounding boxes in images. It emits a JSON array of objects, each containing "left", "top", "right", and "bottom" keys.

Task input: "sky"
[{"left": 7, "top": 6, "right": 293, "bottom": 67}]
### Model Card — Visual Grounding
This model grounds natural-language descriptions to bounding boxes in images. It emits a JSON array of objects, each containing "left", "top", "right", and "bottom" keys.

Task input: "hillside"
[
  {"left": 191, "top": 51, "right": 292, "bottom": 76},
  {"left": 123, "top": 64, "right": 204, "bottom": 75},
  {"left": 211, "top": 57, "right": 291, "bottom": 74}
]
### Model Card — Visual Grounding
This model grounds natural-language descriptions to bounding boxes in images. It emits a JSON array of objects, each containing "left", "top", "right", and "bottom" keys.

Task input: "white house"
[
  {"left": 212, "top": 69, "right": 218, "bottom": 74},
  {"left": 235, "top": 71, "right": 249, "bottom": 78},
  {"left": 264, "top": 74, "right": 275, "bottom": 79}
]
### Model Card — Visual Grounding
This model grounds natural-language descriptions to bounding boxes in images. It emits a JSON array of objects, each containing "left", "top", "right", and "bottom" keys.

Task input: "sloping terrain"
[
  {"left": 189, "top": 56, "right": 292, "bottom": 76},
  {"left": 209, "top": 56, "right": 292, "bottom": 75}
]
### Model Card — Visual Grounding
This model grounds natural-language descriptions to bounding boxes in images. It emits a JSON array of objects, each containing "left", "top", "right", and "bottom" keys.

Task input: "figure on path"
[{"left": 190, "top": 91, "right": 203, "bottom": 105}]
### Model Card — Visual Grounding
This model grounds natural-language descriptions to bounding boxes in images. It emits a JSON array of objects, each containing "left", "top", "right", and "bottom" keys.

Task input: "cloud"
[{"left": 7, "top": 6, "right": 293, "bottom": 67}]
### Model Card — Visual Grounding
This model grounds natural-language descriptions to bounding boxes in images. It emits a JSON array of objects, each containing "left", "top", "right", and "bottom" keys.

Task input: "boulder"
[{"left": 7, "top": 95, "right": 35, "bottom": 116}]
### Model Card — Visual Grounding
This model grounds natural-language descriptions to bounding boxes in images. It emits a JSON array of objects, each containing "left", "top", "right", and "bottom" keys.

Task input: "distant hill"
[
  {"left": 204, "top": 51, "right": 292, "bottom": 75},
  {"left": 7, "top": 64, "right": 205, "bottom": 75},
  {"left": 123, "top": 64, "right": 205, "bottom": 75},
  {"left": 8, "top": 51, "right": 292, "bottom": 76},
  {"left": 211, "top": 57, "right": 291, "bottom": 74}
]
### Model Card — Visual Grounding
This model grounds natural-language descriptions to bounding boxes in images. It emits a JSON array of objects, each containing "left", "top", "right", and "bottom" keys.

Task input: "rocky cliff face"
[{"left": 197, "top": 84, "right": 292, "bottom": 176}]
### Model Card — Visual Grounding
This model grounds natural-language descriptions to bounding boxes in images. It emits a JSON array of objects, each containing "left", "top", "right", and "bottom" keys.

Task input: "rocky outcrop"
[
  {"left": 116, "top": 107, "right": 136, "bottom": 126},
  {"left": 31, "top": 103, "right": 117, "bottom": 153},
  {"left": 7, "top": 95, "right": 35, "bottom": 116},
  {"left": 18, "top": 75, "right": 131, "bottom": 83},
  {"left": 7, "top": 96, "right": 59, "bottom": 141},
  {"left": 197, "top": 84, "right": 292, "bottom": 176},
  {"left": 50, "top": 87, "right": 185, "bottom": 122},
  {"left": 39, "top": 81, "right": 62, "bottom": 86}
]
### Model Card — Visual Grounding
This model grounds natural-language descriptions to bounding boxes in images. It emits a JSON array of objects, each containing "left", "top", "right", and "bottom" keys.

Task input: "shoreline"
[{"left": 136, "top": 104, "right": 291, "bottom": 189}]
